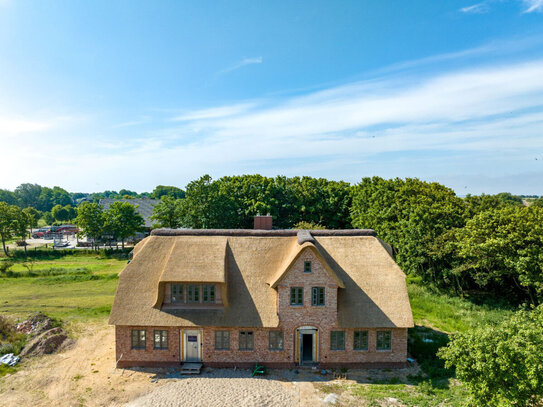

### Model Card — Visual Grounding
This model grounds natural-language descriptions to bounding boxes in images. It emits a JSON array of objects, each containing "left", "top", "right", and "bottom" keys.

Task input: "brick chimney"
[{"left": 254, "top": 215, "right": 273, "bottom": 230}]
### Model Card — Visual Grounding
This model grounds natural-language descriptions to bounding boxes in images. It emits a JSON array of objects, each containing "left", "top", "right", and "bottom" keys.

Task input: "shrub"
[
  {"left": 439, "top": 305, "right": 543, "bottom": 407},
  {"left": 0, "top": 261, "right": 14, "bottom": 273}
]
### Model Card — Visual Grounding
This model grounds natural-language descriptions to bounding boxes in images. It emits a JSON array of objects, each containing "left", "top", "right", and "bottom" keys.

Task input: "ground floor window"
[
  {"left": 269, "top": 331, "right": 284, "bottom": 350},
  {"left": 154, "top": 330, "right": 169, "bottom": 349},
  {"left": 353, "top": 330, "right": 369, "bottom": 351},
  {"left": 330, "top": 331, "right": 345, "bottom": 350},
  {"left": 215, "top": 330, "right": 230, "bottom": 350},
  {"left": 131, "top": 329, "right": 146, "bottom": 349},
  {"left": 377, "top": 330, "right": 392, "bottom": 351},
  {"left": 239, "top": 331, "right": 254, "bottom": 350}
]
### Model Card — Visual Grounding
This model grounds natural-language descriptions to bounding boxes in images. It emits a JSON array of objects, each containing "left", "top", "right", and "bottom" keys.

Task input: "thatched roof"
[{"left": 109, "top": 230, "right": 413, "bottom": 328}]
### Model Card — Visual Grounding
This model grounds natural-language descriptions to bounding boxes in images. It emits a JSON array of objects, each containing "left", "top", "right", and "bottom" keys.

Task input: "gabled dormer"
[
  {"left": 269, "top": 231, "right": 344, "bottom": 323},
  {"left": 153, "top": 236, "right": 228, "bottom": 309}
]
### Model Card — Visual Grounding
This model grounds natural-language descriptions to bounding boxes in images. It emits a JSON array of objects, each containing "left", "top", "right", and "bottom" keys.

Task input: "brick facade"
[{"left": 115, "top": 249, "right": 408, "bottom": 368}]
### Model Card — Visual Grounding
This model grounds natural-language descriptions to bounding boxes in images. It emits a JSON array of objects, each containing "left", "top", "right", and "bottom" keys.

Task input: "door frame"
[
  {"left": 181, "top": 329, "right": 202, "bottom": 362},
  {"left": 296, "top": 326, "right": 318, "bottom": 365}
]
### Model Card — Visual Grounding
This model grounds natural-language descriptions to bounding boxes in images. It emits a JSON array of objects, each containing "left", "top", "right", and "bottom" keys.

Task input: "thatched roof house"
[{"left": 110, "top": 222, "right": 413, "bottom": 369}]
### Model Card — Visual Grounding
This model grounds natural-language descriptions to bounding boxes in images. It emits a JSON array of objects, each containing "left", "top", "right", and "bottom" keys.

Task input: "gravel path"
[{"left": 127, "top": 370, "right": 300, "bottom": 407}]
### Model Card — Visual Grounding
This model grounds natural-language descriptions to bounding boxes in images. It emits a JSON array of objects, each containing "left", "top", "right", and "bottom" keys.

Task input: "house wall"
[{"left": 116, "top": 325, "right": 407, "bottom": 368}]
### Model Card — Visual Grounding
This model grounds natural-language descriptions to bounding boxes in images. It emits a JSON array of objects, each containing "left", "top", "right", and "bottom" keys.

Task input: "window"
[
  {"left": 154, "top": 330, "right": 169, "bottom": 350},
  {"left": 377, "top": 331, "right": 392, "bottom": 351},
  {"left": 304, "top": 261, "right": 312, "bottom": 273},
  {"left": 312, "top": 287, "right": 325, "bottom": 306},
  {"left": 330, "top": 331, "right": 345, "bottom": 350},
  {"left": 203, "top": 284, "right": 215, "bottom": 303},
  {"left": 239, "top": 331, "right": 254, "bottom": 350},
  {"left": 215, "top": 330, "right": 230, "bottom": 350},
  {"left": 290, "top": 287, "right": 304, "bottom": 306},
  {"left": 354, "top": 330, "right": 369, "bottom": 351},
  {"left": 269, "top": 331, "right": 284, "bottom": 350},
  {"left": 187, "top": 284, "right": 200, "bottom": 303},
  {"left": 171, "top": 284, "right": 183, "bottom": 303},
  {"left": 131, "top": 329, "right": 146, "bottom": 349}
]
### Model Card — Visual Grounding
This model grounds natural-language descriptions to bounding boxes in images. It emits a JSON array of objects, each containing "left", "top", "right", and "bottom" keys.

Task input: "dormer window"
[
  {"left": 304, "top": 261, "right": 312, "bottom": 273},
  {"left": 187, "top": 285, "right": 200, "bottom": 302},
  {"left": 203, "top": 284, "right": 215, "bottom": 303},
  {"left": 171, "top": 284, "right": 184, "bottom": 303}
]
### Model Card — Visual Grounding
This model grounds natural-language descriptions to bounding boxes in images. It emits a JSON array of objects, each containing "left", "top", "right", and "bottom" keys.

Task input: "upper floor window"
[
  {"left": 202, "top": 284, "right": 215, "bottom": 303},
  {"left": 171, "top": 284, "right": 183, "bottom": 303},
  {"left": 377, "top": 330, "right": 392, "bottom": 351},
  {"left": 330, "top": 331, "right": 345, "bottom": 350},
  {"left": 353, "top": 330, "right": 369, "bottom": 351},
  {"left": 154, "top": 330, "right": 169, "bottom": 350},
  {"left": 187, "top": 284, "right": 200, "bottom": 303},
  {"left": 312, "top": 287, "right": 325, "bottom": 306},
  {"left": 304, "top": 261, "right": 312, "bottom": 273},
  {"left": 131, "top": 329, "right": 146, "bottom": 349},
  {"left": 269, "top": 331, "right": 284, "bottom": 350},
  {"left": 215, "top": 330, "right": 230, "bottom": 350},
  {"left": 290, "top": 287, "right": 304, "bottom": 306},
  {"left": 239, "top": 331, "right": 254, "bottom": 350}
]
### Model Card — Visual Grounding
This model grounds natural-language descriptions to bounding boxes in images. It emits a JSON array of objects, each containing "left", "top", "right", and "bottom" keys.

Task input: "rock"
[
  {"left": 387, "top": 397, "right": 398, "bottom": 403},
  {"left": 323, "top": 393, "right": 339, "bottom": 405},
  {"left": 19, "top": 327, "right": 69, "bottom": 358}
]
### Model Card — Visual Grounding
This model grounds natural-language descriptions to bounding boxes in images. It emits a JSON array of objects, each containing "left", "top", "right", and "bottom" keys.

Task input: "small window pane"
[
  {"left": 330, "top": 331, "right": 345, "bottom": 350},
  {"left": 354, "top": 331, "right": 368, "bottom": 351},
  {"left": 154, "top": 330, "right": 169, "bottom": 349},
  {"left": 203, "top": 285, "right": 215, "bottom": 303},
  {"left": 215, "top": 330, "right": 230, "bottom": 350},
  {"left": 187, "top": 285, "right": 200, "bottom": 302},
  {"left": 239, "top": 331, "right": 254, "bottom": 350},
  {"left": 269, "top": 331, "right": 284, "bottom": 350},
  {"left": 304, "top": 261, "right": 312, "bottom": 273},
  {"left": 171, "top": 284, "right": 183, "bottom": 303},
  {"left": 131, "top": 329, "right": 146, "bottom": 349},
  {"left": 290, "top": 287, "right": 303, "bottom": 306},
  {"left": 377, "top": 331, "right": 392, "bottom": 351},
  {"left": 312, "top": 287, "right": 325, "bottom": 306}
]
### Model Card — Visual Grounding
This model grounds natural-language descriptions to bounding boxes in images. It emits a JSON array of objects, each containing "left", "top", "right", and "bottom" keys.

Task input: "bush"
[
  {"left": 0, "top": 261, "right": 14, "bottom": 273},
  {"left": 439, "top": 305, "right": 543, "bottom": 406}
]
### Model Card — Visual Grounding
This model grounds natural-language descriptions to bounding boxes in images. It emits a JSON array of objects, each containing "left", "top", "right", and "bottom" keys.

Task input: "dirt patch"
[{"left": 0, "top": 320, "right": 158, "bottom": 407}]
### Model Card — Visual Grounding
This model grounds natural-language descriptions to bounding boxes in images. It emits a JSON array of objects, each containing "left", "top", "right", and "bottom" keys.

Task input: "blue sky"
[{"left": 1, "top": 0, "right": 543, "bottom": 194}]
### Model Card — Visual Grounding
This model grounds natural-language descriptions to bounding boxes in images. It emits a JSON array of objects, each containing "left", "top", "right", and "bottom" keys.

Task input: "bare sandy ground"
[{"left": 0, "top": 321, "right": 158, "bottom": 407}]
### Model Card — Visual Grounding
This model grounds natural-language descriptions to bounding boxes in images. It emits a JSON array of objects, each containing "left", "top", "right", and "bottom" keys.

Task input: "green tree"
[
  {"left": 22, "top": 207, "right": 40, "bottom": 236},
  {"left": 150, "top": 196, "right": 184, "bottom": 228},
  {"left": 42, "top": 211, "right": 54, "bottom": 225},
  {"left": 495, "top": 192, "right": 523, "bottom": 206},
  {"left": 103, "top": 202, "right": 144, "bottom": 249},
  {"left": 453, "top": 206, "right": 543, "bottom": 306},
  {"left": 350, "top": 177, "right": 465, "bottom": 282},
  {"left": 152, "top": 185, "right": 185, "bottom": 200},
  {"left": 0, "top": 202, "right": 20, "bottom": 255},
  {"left": 0, "top": 189, "right": 20, "bottom": 206},
  {"left": 439, "top": 306, "right": 543, "bottom": 407},
  {"left": 51, "top": 204, "right": 69, "bottom": 222},
  {"left": 14, "top": 183, "right": 42, "bottom": 208},
  {"left": 75, "top": 202, "right": 104, "bottom": 249},
  {"left": 14, "top": 209, "right": 30, "bottom": 253}
]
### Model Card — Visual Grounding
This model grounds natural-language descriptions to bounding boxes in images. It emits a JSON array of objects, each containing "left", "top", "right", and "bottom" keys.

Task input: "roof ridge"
[{"left": 151, "top": 229, "right": 376, "bottom": 237}]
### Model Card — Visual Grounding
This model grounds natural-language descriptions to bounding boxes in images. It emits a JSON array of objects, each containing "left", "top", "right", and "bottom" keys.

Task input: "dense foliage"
[{"left": 439, "top": 306, "right": 543, "bottom": 407}]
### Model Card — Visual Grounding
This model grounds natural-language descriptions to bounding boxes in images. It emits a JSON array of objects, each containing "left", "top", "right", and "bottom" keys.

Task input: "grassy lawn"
[{"left": 0, "top": 252, "right": 126, "bottom": 320}]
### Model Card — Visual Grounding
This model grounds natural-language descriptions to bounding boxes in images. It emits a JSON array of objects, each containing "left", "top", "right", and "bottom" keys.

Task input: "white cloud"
[
  {"left": 217, "top": 56, "right": 263, "bottom": 75},
  {"left": 522, "top": 0, "right": 543, "bottom": 12},
  {"left": 460, "top": 3, "right": 490, "bottom": 13},
  {"left": 171, "top": 103, "right": 256, "bottom": 122}
]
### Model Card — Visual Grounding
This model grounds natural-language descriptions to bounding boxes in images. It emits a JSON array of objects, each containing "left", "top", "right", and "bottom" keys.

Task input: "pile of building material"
[{"left": 0, "top": 353, "right": 20, "bottom": 367}]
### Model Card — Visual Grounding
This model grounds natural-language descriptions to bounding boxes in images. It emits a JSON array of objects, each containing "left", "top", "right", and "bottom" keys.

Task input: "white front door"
[{"left": 183, "top": 330, "right": 201, "bottom": 362}]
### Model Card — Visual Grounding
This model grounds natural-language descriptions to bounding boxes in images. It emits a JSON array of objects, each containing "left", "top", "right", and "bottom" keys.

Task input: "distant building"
[{"left": 99, "top": 198, "right": 159, "bottom": 229}]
